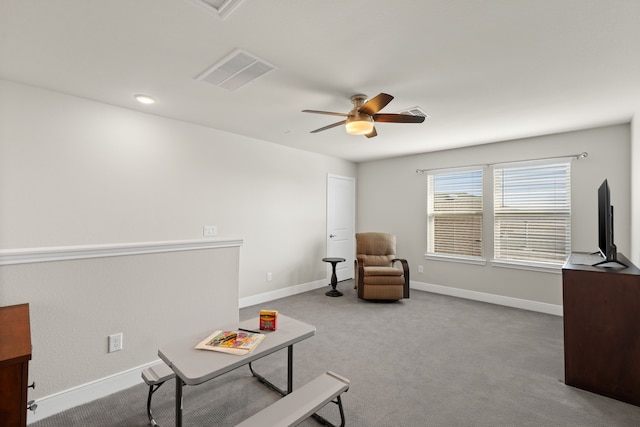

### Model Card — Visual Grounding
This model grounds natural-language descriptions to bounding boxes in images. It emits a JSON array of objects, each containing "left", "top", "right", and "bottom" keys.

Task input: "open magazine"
[{"left": 195, "top": 330, "right": 265, "bottom": 355}]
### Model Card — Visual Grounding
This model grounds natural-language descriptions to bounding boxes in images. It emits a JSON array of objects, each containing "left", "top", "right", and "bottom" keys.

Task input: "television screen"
[
  {"left": 597, "top": 179, "right": 612, "bottom": 260},
  {"left": 595, "top": 179, "right": 626, "bottom": 267}
]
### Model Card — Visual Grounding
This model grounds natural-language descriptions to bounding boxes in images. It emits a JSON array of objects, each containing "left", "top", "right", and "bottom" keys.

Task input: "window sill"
[
  {"left": 490, "top": 259, "right": 562, "bottom": 274},
  {"left": 424, "top": 253, "right": 486, "bottom": 266}
]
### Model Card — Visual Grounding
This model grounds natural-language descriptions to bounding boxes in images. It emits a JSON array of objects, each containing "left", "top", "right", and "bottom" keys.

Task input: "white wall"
[
  {"left": 0, "top": 80, "right": 356, "bottom": 299},
  {"left": 0, "top": 79, "right": 355, "bottom": 411},
  {"left": 631, "top": 113, "right": 640, "bottom": 266},
  {"left": 0, "top": 244, "right": 240, "bottom": 401},
  {"left": 357, "top": 124, "right": 631, "bottom": 306}
]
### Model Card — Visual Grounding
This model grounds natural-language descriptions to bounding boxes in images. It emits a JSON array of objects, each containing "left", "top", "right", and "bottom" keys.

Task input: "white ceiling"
[{"left": 2, "top": 0, "right": 640, "bottom": 163}]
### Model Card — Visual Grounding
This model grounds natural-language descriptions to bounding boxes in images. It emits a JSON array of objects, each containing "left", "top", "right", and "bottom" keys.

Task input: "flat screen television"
[{"left": 593, "top": 179, "right": 627, "bottom": 267}]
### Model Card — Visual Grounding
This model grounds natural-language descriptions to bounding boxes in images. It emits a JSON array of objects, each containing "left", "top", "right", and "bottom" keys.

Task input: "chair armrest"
[
  {"left": 392, "top": 258, "right": 410, "bottom": 298},
  {"left": 391, "top": 258, "right": 409, "bottom": 273},
  {"left": 354, "top": 259, "right": 365, "bottom": 298}
]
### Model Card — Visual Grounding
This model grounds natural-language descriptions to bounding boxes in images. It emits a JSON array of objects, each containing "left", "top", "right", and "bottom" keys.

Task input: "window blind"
[
  {"left": 493, "top": 161, "right": 571, "bottom": 265},
  {"left": 427, "top": 169, "right": 483, "bottom": 258}
]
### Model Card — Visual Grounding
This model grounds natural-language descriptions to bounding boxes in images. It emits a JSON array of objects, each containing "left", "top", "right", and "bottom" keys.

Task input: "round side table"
[{"left": 322, "top": 257, "right": 346, "bottom": 297}]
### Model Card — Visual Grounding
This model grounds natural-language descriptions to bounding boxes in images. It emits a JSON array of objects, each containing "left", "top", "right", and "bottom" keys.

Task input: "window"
[
  {"left": 493, "top": 160, "right": 571, "bottom": 267},
  {"left": 427, "top": 168, "right": 483, "bottom": 260}
]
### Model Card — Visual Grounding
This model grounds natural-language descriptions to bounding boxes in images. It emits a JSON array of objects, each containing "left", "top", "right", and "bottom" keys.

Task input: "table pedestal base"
[
  {"left": 322, "top": 257, "right": 346, "bottom": 298},
  {"left": 325, "top": 288, "right": 343, "bottom": 297}
]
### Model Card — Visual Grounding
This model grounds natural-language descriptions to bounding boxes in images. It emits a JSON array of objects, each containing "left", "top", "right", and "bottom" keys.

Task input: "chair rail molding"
[{"left": 0, "top": 238, "right": 244, "bottom": 266}]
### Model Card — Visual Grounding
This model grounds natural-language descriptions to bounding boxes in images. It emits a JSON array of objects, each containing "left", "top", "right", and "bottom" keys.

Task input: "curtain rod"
[{"left": 415, "top": 152, "right": 588, "bottom": 174}]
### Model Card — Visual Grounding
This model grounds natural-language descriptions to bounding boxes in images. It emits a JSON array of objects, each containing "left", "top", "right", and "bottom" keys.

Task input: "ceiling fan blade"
[
  {"left": 310, "top": 120, "right": 346, "bottom": 133},
  {"left": 364, "top": 126, "right": 377, "bottom": 138},
  {"left": 358, "top": 93, "right": 394, "bottom": 116},
  {"left": 302, "top": 110, "right": 348, "bottom": 117},
  {"left": 373, "top": 113, "right": 426, "bottom": 123}
]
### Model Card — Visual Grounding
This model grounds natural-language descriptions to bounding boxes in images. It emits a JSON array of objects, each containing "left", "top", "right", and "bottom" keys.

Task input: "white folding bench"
[
  {"left": 235, "top": 371, "right": 350, "bottom": 427},
  {"left": 142, "top": 363, "right": 349, "bottom": 427},
  {"left": 141, "top": 361, "right": 176, "bottom": 426}
]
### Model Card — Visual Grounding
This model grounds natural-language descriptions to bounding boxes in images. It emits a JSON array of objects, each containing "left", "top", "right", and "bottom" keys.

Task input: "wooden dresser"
[
  {"left": 0, "top": 303, "right": 32, "bottom": 427},
  {"left": 562, "top": 254, "right": 640, "bottom": 407}
]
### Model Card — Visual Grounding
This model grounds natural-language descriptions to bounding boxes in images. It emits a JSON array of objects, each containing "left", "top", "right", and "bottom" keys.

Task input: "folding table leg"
[
  {"left": 248, "top": 344, "right": 295, "bottom": 396},
  {"left": 175, "top": 377, "right": 184, "bottom": 427}
]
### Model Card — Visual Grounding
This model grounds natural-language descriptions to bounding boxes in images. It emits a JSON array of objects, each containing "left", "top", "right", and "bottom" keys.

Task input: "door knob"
[{"left": 329, "top": 234, "right": 336, "bottom": 238}]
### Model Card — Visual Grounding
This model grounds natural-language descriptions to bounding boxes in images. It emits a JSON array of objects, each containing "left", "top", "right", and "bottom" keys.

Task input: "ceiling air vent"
[
  {"left": 397, "top": 106, "right": 430, "bottom": 118},
  {"left": 195, "top": 49, "right": 277, "bottom": 91},
  {"left": 185, "top": 0, "right": 245, "bottom": 20}
]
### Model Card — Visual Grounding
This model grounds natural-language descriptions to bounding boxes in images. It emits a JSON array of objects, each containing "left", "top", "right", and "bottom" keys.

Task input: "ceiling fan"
[{"left": 302, "top": 93, "right": 425, "bottom": 138}]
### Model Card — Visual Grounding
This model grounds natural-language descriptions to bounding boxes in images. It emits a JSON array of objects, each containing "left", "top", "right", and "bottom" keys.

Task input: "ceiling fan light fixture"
[
  {"left": 345, "top": 114, "right": 374, "bottom": 135},
  {"left": 304, "top": 92, "right": 422, "bottom": 138}
]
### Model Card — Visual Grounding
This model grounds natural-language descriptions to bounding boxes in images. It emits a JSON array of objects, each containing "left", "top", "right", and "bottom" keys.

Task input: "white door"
[{"left": 327, "top": 174, "right": 355, "bottom": 281}]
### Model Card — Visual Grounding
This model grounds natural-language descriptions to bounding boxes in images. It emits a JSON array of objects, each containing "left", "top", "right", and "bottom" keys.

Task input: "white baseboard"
[
  {"left": 411, "top": 281, "right": 563, "bottom": 316},
  {"left": 28, "top": 278, "right": 560, "bottom": 423},
  {"left": 27, "top": 360, "right": 160, "bottom": 424},
  {"left": 28, "top": 278, "right": 329, "bottom": 424},
  {"left": 239, "top": 278, "right": 328, "bottom": 308}
]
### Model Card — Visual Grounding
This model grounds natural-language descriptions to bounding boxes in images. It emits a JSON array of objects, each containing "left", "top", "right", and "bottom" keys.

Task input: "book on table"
[{"left": 195, "top": 330, "right": 265, "bottom": 355}]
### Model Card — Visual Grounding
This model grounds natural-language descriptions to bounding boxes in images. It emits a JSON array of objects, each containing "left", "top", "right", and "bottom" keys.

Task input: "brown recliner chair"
[{"left": 354, "top": 232, "right": 410, "bottom": 300}]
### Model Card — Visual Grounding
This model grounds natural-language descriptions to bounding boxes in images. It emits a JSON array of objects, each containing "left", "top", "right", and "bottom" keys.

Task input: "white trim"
[
  {"left": 424, "top": 253, "right": 487, "bottom": 266},
  {"left": 27, "top": 360, "right": 159, "bottom": 424},
  {"left": 240, "top": 278, "right": 327, "bottom": 308},
  {"left": 0, "top": 238, "right": 243, "bottom": 266},
  {"left": 490, "top": 259, "right": 562, "bottom": 274},
  {"left": 411, "top": 280, "right": 563, "bottom": 316}
]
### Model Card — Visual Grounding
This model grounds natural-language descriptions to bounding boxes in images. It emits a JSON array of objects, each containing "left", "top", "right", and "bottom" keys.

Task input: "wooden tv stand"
[{"left": 562, "top": 253, "right": 640, "bottom": 406}]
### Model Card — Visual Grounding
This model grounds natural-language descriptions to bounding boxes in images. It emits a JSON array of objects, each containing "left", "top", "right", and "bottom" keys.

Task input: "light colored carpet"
[{"left": 30, "top": 282, "right": 640, "bottom": 426}]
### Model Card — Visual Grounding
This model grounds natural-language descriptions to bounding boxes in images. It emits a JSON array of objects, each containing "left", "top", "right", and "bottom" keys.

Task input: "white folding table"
[{"left": 158, "top": 314, "right": 316, "bottom": 427}]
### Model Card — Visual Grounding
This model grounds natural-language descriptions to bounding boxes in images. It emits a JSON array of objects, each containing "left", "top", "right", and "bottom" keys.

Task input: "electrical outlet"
[
  {"left": 108, "top": 333, "right": 123, "bottom": 353},
  {"left": 203, "top": 225, "right": 217, "bottom": 236},
  {"left": 266, "top": 272, "right": 272, "bottom": 281},
  {"left": 418, "top": 265, "right": 424, "bottom": 273}
]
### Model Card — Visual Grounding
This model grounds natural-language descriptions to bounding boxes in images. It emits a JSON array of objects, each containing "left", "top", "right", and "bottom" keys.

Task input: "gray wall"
[
  {"left": 0, "top": 80, "right": 356, "bottom": 299},
  {"left": 632, "top": 115, "right": 640, "bottom": 263},
  {"left": 357, "top": 124, "right": 631, "bottom": 306},
  {"left": 0, "top": 79, "right": 356, "bottom": 402},
  {"left": 0, "top": 246, "right": 240, "bottom": 399}
]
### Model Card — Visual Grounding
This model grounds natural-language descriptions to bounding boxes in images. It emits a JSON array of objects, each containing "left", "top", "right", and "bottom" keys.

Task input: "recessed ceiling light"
[{"left": 134, "top": 94, "right": 156, "bottom": 105}]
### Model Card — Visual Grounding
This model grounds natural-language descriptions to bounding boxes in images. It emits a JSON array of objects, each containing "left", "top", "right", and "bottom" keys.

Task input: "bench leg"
[
  {"left": 311, "top": 394, "right": 346, "bottom": 427},
  {"left": 248, "top": 347, "right": 347, "bottom": 427},
  {"left": 146, "top": 382, "right": 166, "bottom": 426}
]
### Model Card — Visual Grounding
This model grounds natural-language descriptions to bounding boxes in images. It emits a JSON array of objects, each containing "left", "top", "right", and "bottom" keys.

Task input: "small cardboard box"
[{"left": 259, "top": 310, "right": 278, "bottom": 331}]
